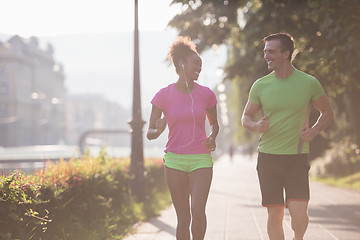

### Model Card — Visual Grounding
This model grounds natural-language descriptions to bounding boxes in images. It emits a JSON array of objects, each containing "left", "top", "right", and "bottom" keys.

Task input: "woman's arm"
[
  {"left": 146, "top": 104, "right": 167, "bottom": 140},
  {"left": 204, "top": 105, "right": 219, "bottom": 151}
]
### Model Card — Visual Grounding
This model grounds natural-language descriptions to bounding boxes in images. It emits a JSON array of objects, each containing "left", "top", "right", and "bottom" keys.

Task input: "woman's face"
[{"left": 183, "top": 53, "right": 202, "bottom": 81}]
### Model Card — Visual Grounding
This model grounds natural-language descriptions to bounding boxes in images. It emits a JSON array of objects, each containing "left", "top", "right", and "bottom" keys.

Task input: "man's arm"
[
  {"left": 300, "top": 95, "right": 334, "bottom": 142},
  {"left": 242, "top": 100, "right": 269, "bottom": 133}
]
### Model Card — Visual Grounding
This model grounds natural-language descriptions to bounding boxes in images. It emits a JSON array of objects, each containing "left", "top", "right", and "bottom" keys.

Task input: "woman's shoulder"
[
  {"left": 156, "top": 83, "right": 176, "bottom": 95},
  {"left": 195, "top": 82, "right": 214, "bottom": 94},
  {"left": 151, "top": 83, "right": 176, "bottom": 105}
]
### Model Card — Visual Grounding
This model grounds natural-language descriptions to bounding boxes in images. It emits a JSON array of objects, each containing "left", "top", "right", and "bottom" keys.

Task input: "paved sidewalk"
[{"left": 124, "top": 154, "right": 360, "bottom": 240}]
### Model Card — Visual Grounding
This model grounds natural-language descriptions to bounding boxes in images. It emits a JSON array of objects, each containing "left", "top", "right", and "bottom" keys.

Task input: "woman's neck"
[{"left": 176, "top": 77, "right": 194, "bottom": 94}]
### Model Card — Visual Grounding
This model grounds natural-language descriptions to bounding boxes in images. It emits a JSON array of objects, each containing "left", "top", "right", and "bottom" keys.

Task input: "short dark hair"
[
  {"left": 168, "top": 36, "right": 199, "bottom": 74},
  {"left": 263, "top": 33, "right": 294, "bottom": 60}
]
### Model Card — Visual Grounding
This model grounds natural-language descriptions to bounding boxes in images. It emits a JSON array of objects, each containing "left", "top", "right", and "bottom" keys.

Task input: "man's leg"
[
  {"left": 285, "top": 155, "right": 310, "bottom": 240},
  {"left": 287, "top": 201, "right": 309, "bottom": 240},
  {"left": 189, "top": 167, "right": 213, "bottom": 240},
  {"left": 267, "top": 206, "right": 285, "bottom": 240},
  {"left": 164, "top": 167, "right": 191, "bottom": 240},
  {"left": 257, "top": 153, "right": 286, "bottom": 240}
]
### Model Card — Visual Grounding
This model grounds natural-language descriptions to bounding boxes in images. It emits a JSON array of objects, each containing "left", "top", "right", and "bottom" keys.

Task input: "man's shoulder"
[
  {"left": 294, "top": 68, "right": 317, "bottom": 81},
  {"left": 252, "top": 72, "right": 274, "bottom": 87},
  {"left": 259, "top": 71, "right": 274, "bottom": 81}
]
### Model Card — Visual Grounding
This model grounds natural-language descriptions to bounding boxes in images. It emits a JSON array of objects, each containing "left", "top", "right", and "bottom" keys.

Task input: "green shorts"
[{"left": 163, "top": 151, "right": 213, "bottom": 173}]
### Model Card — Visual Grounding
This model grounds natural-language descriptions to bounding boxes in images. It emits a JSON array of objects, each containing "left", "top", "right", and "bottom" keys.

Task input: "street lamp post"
[{"left": 129, "top": 0, "right": 145, "bottom": 201}]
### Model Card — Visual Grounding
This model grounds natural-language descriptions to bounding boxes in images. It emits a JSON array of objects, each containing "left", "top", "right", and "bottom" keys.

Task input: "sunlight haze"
[
  {"left": 1, "top": 0, "right": 182, "bottom": 36},
  {"left": 0, "top": 0, "right": 226, "bottom": 114}
]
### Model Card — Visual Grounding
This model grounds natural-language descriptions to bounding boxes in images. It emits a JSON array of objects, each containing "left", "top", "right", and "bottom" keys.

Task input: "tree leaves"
[{"left": 169, "top": 0, "right": 360, "bottom": 147}]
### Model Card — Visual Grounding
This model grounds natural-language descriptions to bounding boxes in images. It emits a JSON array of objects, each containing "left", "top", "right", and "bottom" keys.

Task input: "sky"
[
  {"left": 1, "top": 0, "right": 182, "bottom": 36},
  {"left": 0, "top": 0, "right": 226, "bottom": 112}
]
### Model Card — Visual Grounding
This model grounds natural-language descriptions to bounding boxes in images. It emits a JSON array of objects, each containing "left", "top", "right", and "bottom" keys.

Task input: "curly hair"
[{"left": 168, "top": 36, "right": 198, "bottom": 74}]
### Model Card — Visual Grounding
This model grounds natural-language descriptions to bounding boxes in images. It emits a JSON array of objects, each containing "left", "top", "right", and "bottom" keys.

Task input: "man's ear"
[{"left": 283, "top": 50, "right": 290, "bottom": 60}]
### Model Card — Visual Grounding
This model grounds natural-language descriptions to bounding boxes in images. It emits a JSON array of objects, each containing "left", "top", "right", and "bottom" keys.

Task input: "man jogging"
[{"left": 242, "top": 33, "right": 333, "bottom": 240}]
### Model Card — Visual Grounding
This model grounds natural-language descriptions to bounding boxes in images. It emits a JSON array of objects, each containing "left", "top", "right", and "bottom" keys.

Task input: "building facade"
[
  {"left": 65, "top": 94, "right": 130, "bottom": 146},
  {"left": 0, "top": 35, "right": 65, "bottom": 147}
]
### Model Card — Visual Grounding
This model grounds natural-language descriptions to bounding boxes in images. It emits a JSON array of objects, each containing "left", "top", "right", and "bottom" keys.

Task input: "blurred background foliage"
[{"left": 169, "top": 0, "right": 360, "bottom": 177}]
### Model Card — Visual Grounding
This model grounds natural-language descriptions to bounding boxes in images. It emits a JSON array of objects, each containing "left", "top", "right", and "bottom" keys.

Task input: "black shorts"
[{"left": 257, "top": 152, "right": 310, "bottom": 207}]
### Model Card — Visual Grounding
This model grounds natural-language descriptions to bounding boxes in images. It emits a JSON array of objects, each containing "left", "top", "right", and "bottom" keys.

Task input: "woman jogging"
[{"left": 146, "top": 36, "right": 219, "bottom": 240}]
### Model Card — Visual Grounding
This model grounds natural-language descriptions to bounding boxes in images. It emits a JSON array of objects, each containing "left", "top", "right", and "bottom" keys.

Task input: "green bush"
[
  {"left": 0, "top": 169, "right": 50, "bottom": 240},
  {"left": 315, "top": 139, "right": 360, "bottom": 178},
  {"left": 313, "top": 172, "right": 360, "bottom": 192},
  {"left": 0, "top": 150, "right": 171, "bottom": 240}
]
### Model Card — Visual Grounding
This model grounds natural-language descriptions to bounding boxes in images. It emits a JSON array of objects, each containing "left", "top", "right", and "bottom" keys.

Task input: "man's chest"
[{"left": 259, "top": 81, "right": 311, "bottom": 112}]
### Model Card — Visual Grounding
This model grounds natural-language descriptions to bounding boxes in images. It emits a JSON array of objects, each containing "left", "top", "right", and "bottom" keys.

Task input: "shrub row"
[
  {"left": 312, "top": 138, "right": 360, "bottom": 178},
  {"left": 0, "top": 149, "right": 171, "bottom": 240}
]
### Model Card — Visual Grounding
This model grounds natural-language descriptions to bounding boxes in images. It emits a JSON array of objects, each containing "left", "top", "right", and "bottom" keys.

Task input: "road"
[{"left": 124, "top": 154, "right": 360, "bottom": 240}]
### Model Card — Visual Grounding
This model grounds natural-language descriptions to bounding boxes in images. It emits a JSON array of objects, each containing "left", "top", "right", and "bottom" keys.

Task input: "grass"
[{"left": 312, "top": 171, "right": 360, "bottom": 192}]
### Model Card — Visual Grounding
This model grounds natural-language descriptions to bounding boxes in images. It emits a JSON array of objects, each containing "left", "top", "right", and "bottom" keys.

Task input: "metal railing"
[{"left": 78, "top": 129, "right": 131, "bottom": 154}]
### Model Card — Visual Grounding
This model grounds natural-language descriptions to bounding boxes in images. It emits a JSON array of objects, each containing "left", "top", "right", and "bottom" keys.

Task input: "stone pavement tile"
[
  {"left": 306, "top": 181, "right": 360, "bottom": 240},
  {"left": 124, "top": 154, "right": 360, "bottom": 240},
  {"left": 124, "top": 206, "right": 176, "bottom": 240},
  {"left": 124, "top": 234, "right": 156, "bottom": 240}
]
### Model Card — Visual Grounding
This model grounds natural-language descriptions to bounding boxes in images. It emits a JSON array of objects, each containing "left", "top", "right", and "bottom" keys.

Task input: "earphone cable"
[{"left": 176, "top": 65, "right": 196, "bottom": 157}]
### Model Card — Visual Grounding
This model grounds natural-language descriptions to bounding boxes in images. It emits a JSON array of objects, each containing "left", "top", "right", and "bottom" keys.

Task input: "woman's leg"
[
  {"left": 189, "top": 167, "right": 213, "bottom": 240},
  {"left": 164, "top": 166, "right": 191, "bottom": 240}
]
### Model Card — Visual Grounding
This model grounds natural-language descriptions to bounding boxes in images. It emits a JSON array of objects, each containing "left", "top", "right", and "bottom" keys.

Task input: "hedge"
[{"left": 0, "top": 149, "right": 171, "bottom": 240}]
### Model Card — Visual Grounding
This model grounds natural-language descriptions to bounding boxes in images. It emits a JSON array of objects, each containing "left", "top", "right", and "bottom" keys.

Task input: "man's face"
[{"left": 263, "top": 39, "right": 289, "bottom": 71}]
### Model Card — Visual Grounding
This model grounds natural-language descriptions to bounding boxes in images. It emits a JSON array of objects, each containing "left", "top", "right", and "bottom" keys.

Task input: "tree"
[{"left": 169, "top": 0, "right": 360, "bottom": 152}]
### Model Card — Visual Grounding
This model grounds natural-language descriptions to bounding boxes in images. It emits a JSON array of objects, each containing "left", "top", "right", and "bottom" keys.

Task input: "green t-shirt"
[{"left": 249, "top": 68, "right": 325, "bottom": 154}]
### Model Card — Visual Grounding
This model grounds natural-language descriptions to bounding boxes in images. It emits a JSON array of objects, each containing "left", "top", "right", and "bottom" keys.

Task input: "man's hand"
[
  {"left": 255, "top": 115, "right": 270, "bottom": 133},
  {"left": 300, "top": 127, "right": 317, "bottom": 142}
]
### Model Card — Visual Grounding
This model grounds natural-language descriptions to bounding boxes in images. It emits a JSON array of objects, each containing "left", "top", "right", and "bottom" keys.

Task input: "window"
[
  {"left": 0, "top": 82, "right": 8, "bottom": 95},
  {"left": 0, "top": 103, "right": 7, "bottom": 117}
]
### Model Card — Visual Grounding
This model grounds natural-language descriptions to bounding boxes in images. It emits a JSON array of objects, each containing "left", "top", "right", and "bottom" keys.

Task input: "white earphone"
[{"left": 181, "top": 64, "right": 189, "bottom": 88}]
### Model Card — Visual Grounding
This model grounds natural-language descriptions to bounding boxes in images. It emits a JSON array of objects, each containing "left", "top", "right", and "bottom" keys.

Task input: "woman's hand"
[
  {"left": 147, "top": 105, "right": 166, "bottom": 140},
  {"left": 156, "top": 117, "right": 167, "bottom": 133},
  {"left": 203, "top": 136, "right": 216, "bottom": 151}
]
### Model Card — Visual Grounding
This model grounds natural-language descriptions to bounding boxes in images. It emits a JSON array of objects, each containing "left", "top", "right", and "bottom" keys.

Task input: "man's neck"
[{"left": 274, "top": 62, "right": 294, "bottom": 79}]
